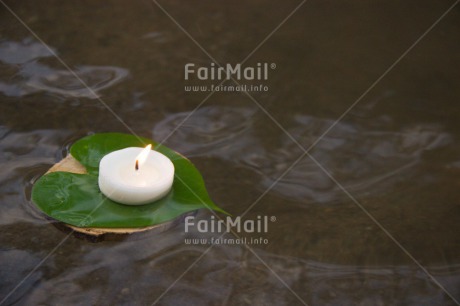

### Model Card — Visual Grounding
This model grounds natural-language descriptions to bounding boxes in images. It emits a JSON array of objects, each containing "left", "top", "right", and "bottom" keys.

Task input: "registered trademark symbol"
[
  {"left": 270, "top": 216, "right": 276, "bottom": 222},
  {"left": 270, "top": 63, "right": 276, "bottom": 69}
]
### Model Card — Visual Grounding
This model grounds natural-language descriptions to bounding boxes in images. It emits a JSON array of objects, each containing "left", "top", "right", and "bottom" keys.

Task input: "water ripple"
[
  {"left": 153, "top": 106, "right": 261, "bottom": 159},
  {"left": 154, "top": 107, "right": 452, "bottom": 203},
  {"left": 261, "top": 115, "right": 452, "bottom": 202},
  {"left": 22, "top": 63, "right": 129, "bottom": 99},
  {"left": 0, "top": 38, "right": 55, "bottom": 64},
  {"left": 0, "top": 39, "right": 129, "bottom": 99},
  {"left": 0, "top": 128, "right": 73, "bottom": 225}
]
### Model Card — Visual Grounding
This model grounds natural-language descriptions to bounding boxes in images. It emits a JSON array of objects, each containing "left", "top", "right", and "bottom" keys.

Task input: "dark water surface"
[{"left": 1, "top": 1, "right": 460, "bottom": 305}]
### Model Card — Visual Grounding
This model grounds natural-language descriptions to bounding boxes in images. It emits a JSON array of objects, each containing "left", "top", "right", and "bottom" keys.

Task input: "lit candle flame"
[{"left": 135, "top": 144, "right": 152, "bottom": 171}]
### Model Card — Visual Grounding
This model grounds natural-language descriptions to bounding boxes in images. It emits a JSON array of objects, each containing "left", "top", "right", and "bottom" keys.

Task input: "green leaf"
[{"left": 32, "top": 133, "right": 226, "bottom": 228}]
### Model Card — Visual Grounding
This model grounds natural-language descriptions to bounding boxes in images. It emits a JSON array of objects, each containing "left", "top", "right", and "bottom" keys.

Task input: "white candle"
[{"left": 98, "top": 145, "right": 175, "bottom": 205}]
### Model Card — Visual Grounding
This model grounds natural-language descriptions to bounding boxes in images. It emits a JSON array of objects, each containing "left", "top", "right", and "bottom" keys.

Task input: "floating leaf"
[{"left": 32, "top": 133, "right": 226, "bottom": 228}]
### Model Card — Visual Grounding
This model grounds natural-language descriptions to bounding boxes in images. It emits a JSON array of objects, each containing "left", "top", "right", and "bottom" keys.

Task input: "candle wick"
[{"left": 135, "top": 160, "right": 139, "bottom": 171}]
